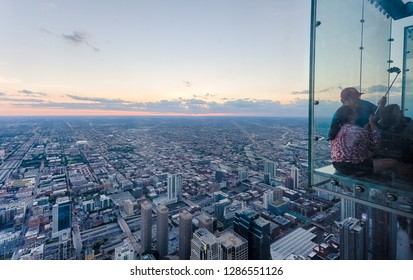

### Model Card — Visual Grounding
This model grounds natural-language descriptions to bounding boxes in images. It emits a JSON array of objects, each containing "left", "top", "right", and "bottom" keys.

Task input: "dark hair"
[
  {"left": 379, "top": 104, "right": 399, "bottom": 129},
  {"left": 328, "top": 106, "right": 354, "bottom": 140}
]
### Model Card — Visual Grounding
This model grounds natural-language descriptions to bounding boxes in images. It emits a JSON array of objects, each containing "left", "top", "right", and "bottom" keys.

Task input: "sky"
[
  {"left": 0, "top": 1, "right": 411, "bottom": 117},
  {"left": 0, "top": 0, "right": 311, "bottom": 116}
]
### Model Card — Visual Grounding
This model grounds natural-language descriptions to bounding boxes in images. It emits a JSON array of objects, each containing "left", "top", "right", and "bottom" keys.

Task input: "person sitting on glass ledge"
[
  {"left": 330, "top": 87, "right": 386, "bottom": 129},
  {"left": 328, "top": 105, "right": 397, "bottom": 176},
  {"left": 376, "top": 104, "right": 413, "bottom": 164}
]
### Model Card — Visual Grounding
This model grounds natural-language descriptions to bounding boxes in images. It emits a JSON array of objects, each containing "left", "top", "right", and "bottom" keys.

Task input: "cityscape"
[
  {"left": 1, "top": 0, "right": 413, "bottom": 263},
  {"left": 0, "top": 116, "right": 412, "bottom": 260}
]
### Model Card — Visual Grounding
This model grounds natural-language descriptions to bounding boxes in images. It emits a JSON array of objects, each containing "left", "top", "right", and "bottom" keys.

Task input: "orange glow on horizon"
[{"left": 0, "top": 107, "right": 246, "bottom": 117}]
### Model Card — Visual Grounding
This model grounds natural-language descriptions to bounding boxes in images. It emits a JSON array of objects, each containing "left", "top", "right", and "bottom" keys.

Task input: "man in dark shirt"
[{"left": 331, "top": 87, "right": 386, "bottom": 128}]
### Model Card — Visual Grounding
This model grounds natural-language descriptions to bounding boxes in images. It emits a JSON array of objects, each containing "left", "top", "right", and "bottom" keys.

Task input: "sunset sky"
[{"left": 0, "top": 1, "right": 410, "bottom": 116}]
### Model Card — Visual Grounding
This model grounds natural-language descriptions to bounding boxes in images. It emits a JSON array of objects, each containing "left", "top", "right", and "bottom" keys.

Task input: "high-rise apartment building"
[
  {"left": 264, "top": 160, "right": 276, "bottom": 179},
  {"left": 190, "top": 228, "right": 222, "bottom": 260},
  {"left": 156, "top": 204, "right": 169, "bottom": 258},
  {"left": 179, "top": 210, "right": 193, "bottom": 260},
  {"left": 140, "top": 200, "right": 152, "bottom": 253}
]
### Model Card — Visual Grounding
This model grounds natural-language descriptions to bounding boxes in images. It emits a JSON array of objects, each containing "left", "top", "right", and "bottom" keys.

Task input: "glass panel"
[
  {"left": 313, "top": 0, "right": 393, "bottom": 174},
  {"left": 310, "top": 0, "right": 413, "bottom": 260},
  {"left": 403, "top": 25, "right": 413, "bottom": 118}
]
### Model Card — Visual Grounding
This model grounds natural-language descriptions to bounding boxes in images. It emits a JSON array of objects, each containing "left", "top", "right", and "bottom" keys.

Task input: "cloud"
[
  {"left": 10, "top": 95, "right": 315, "bottom": 117},
  {"left": 39, "top": 27, "right": 53, "bottom": 35},
  {"left": 365, "top": 84, "right": 401, "bottom": 93},
  {"left": 18, "top": 89, "right": 48, "bottom": 97},
  {"left": 61, "top": 30, "right": 100, "bottom": 52},
  {"left": 62, "top": 31, "right": 88, "bottom": 44},
  {"left": 0, "top": 97, "right": 45, "bottom": 103},
  {"left": 193, "top": 92, "right": 217, "bottom": 99},
  {"left": 291, "top": 89, "right": 309, "bottom": 95},
  {"left": 0, "top": 92, "right": 6, "bottom": 96},
  {"left": 67, "top": 94, "right": 126, "bottom": 104},
  {"left": 183, "top": 81, "right": 191, "bottom": 88}
]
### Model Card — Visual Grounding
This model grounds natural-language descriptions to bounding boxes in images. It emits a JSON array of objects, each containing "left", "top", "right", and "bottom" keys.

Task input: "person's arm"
[
  {"left": 367, "top": 114, "right": 381, "bottom": 146},
  {"left": 375, "top": 96, "right": 387, "bottom": 116}
]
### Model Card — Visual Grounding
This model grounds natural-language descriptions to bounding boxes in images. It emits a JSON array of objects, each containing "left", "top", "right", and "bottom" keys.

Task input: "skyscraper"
[
  {"left": 140, "top": 200, "right": 152, "bottom": 253},
  {"left": 340, "top": 199, "right": 398, "bottom": 260},
  {"left": 167, "top": 173, "right": 182, "bottom": 203},
  {"left": 216, "top": 229, "right": 248, "bottom": 260},
  {"left": 273, "top": 187, "right": 284, "bottom": 201},
  {"left": 197, "top": 212, "right": 214, "bottom": 233},
  {"left": 234, "top": 209, "right": 270, "bottom": 260},
  {"left": 263, "top": 189, "right": 274, "bottom": 209},
  {"left": 238, "top": 170, "right": 248, "bottom": 182},
  {"left": 190, "top": 228, "right": 222, "bottom": 260},
  {"left": 264, "top": 160, "right": 276, "bottom": 179},
  {"left": 214, "top": 198, "right": 231, "bottom": 222},
  {"left": 338, "top": 217, "right": 368, "bottom": 260},
  {"left": 156, "top": 204, "right": 169, "bottom": 258},
  {"left": 215, "top": 170, "right": 223, "bottom": 183},
  {"left": 290, "top": 166, "right": 300, "bottom": 189},
  {"left": 179, "top": 210, "right": 193, "bottom": 260},
  {"left": 52, "top": 196, "right": 72, "bottom": 238},
  {"left": 370, "top": 208, "right": 397, "bottom": 260}
]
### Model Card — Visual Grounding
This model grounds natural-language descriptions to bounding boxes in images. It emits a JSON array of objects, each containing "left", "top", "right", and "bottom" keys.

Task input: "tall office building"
[
  {"left": 140, "top": 200, "right": 152, "bottom": 253},
  {"left": 238, "top": 170, "right": 248, "bottom": 182},
  {"left": 338, "top": 217, "right": 368, "bottom": 260},
  {"left": 290, "top": 166, "right": 300, "bottom": 189},
  {"left": 223, "top": 200, "right": 244, "bottom": 229},
  {"left": 340, "top": 199, "right": 397, "bottom": 260},
  {"left": 216, "top": 229, "right": 248, "bottom": 260},
  {"left": 264, "top": 160, "right": 276, "bottom": 179},
  {"left": 370, "top": 208, "right": 397, "bottom": 260},
  {"left": 179, "top": 210, "right": 193, "bottom": 260},
  {"left": 408, "top": 219, "right": 413, "bottom": 248},
  {"left": 214, "top": 198, "right": 231, "bottom": 221},
  {"left": 190, "top": 228, "right": 222, "bottom": 260},
  {"left": 263, "top": 189, "right": 274, "bottom": 209},
  {"left": 156, "top": 204, "right": 169, "bottom": 258},
  {"left": 52, "top": 196, "right": 72, "bottom": 238},
  {"left": 213, "top": 191, "right": 229, "bottom": 203},
  {"left": 167, "top": 173, "right": 182, "bottom": 202},
  {"left": 273, "top": 187, "right": 284, "bottom": 201},
  {"left": 197, "top": 213, "right": 214, "bottom": 233},
  {"left": 215, "top": 170, "right": 223, "bottom": 183},
  {"left": 114, "top": 239, "right": 136, "bottom": 260},
  {"left": 284, "top": 176, "right": 294, "bottom": 189},
  {"left": 58, "top": 231, "right": 74, "bottom": 260},
  {"left": 234, "top": 209, "right": 270, "bottom": 260}
]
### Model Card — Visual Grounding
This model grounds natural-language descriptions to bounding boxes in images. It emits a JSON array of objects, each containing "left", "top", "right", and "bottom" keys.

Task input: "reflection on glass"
[
  {"left": 403, "top": 25, "right": 413, "bottom": 118},
  {"left": 310, "top": 0, "right": 413, "bottom": 260}
]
